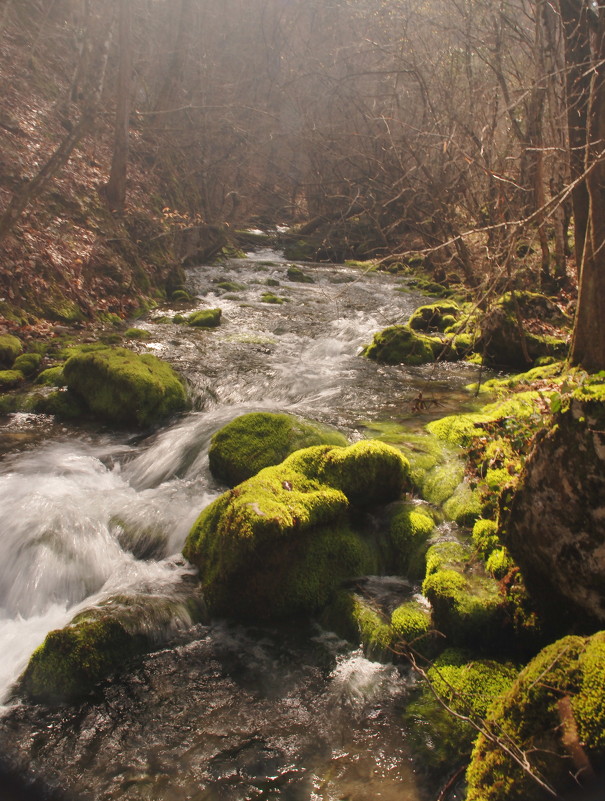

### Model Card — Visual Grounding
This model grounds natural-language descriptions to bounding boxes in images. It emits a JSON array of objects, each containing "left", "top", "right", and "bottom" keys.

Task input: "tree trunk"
[
  {"left": 105, "top": 0, "right": 132, "bottom": 212},
  {"left": 558, "top": 0, "right": 591, "bottom": 273},
  {"left": 570, "top": 7, "right": 605, "bottom": 370}
]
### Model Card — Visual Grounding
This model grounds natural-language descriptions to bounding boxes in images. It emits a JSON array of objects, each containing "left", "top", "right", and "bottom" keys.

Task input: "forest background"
[{"left": 1, "top": 0, "right": 605, "bottom": 367}]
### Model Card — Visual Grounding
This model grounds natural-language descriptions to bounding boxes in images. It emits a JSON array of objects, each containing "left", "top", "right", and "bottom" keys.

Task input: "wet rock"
[
  {"left": 362, "top": 324, "right": 439, "bottom": 365},
  {"left": 63, "top": 346, "right": 188, "bottom": 427},
  {"left": 0, "top": 334, "right": 23, "bottom": 367},
  {"left": 187, "top": 308, "right": 221, "bottom": 327},
  {"left": 208, "top": 411, "right": 348, "bottom": 487},
  {"left": 407, "top": 301, "right": 461, "bottom": 332},
  {"left": 478, "top": 291, "right": 569, "bottom": 369},
  {"left": 502, "top": 384, "right": 605, "bottom": 628},
  {"left": 466, "top": 631, "right": 605, "bottom": 801},
  {"left": 184, "top": 441, "right": 410, "bottom": 621}
]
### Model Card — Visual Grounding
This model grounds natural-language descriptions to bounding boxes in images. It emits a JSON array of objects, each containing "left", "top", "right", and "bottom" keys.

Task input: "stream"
[{"left": 0, "top": 246, "right": 481, "bottom": 800}]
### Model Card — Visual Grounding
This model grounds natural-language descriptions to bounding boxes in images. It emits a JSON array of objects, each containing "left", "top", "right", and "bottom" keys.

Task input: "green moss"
[
  {"left": 184, "top": 441, "right": 407, "bottom": 621},
  {"left": 408, "top": 302, "right": 460, "bottom": 332},
  {"left": 0, "top": 334, "right": 22, "bottom": 367},
  {"left": 466, "top": 632, "right": 605, "bottom": 801},
  {"left": 44, "top": 296, "right": 84, "bottom": 323},
  {"left": 286, "top": 265, "right": 314, "bottom": 283},
  {"left": 0, "top": 369, "right": 24, "bottom": 389},
  {"left": 99, "top": 332, "right": 123, "bottom": 345},
  {"left": 187, "top": 308, "right": 221, "bottom": 327},
  {"left": 215, "top": 281, "right": 245, "bottom": 292},
  {"left": 18, "top": 617, "right": 149, "bottom": 705},
  {"left": 352, "top": 596, "right": 394, "bottom": 658},
  {"left": 265, "top": 278, "right": 280, "bottom": 287},
  {"left": 443, "top": 480, "right": 484, "bottom": 526},
  {"left": 208, "top": 412, "right": 348, "bottom": 487},
  {"left": 32, "top": 389, "right": 86, "bottom": 419},
  {"left": 425, "top": 541, "right": 471, "bottom": 577},
  {"left": 391, "top": 598, "right": 435, "bottom": 657},
  {"left": 12, "top": 352, "right": 42, "bottom": 377},
  {"left": 0, "top": 393, "right": 22, "bottom": 414},
  {"left": 284, "top": 440, "right": 410, "bottom": 508},
  {"left": 471, "top": 519, "right": 499, "bottom": 558},
  {"left": 124, "top": 327, "right": 152, "bottom": 340},
  {"left": 485, "top": 547, "right": 513, "bottom": 578},
  {"left": 406, "top": 650, "right": 516, "bottom": 772},
  {"left": 359, "top": 422, "right": 452, "bottom": 492},
  {"left": 387, "top": 502, "right": 435, "bottom": 578},
  {"left": 422, "top": 552, "right": 505, "bottom": 649},
  {"left": 261, "top": 292, "right": 288, "bottom": 304},
  {"left": 171, "top": 289, "right": 193, "bottom": 302},
  {"left": 362, "top": 325, "right": 437, "bottom": 365},
  {"left": 422, "top": 459, "right": 465, "bottom": 506},
  {"left": 426, "top": 391, "right": 544, "bottom": 447},
  {"left": 63, "top": 347, "right": 187, "bottom": 427}
]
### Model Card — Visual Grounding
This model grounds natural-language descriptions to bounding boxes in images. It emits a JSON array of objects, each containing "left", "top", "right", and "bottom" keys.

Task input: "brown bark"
[
  {"left": 570, "top": 6, "right": 605, "bottom": 370},
  {"left": 558, "top": 0, "right": 591, "bottom": 272},
  {"left": 105, "top": 0, "right": 132, "bottom": 212}
]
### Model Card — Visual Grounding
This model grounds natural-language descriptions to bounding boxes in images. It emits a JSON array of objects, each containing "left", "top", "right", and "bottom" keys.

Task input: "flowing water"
[{"left": 0, "top": 247, "right": 481, "bottom": 800}]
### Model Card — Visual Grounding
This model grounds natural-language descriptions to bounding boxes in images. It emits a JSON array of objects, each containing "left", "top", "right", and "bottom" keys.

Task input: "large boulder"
[
  {"left": 478, "top": 292, "right": 569, "bottom": 369},
  {"left": 502, "top": 383, "right": 605, "bottom": 628},
  {"left": 362, "top": 325, "right": 439, "bottom": 365},
  {"left": 63, "top": 346, "right": 187, "bottom": 427},
  {"left": 18, "top": 588, "right": 204, "bottom": 705},
  {"left": 208, "top": 411, "right": 348, "bottom": 486},
  {"left": 0, "top": 334, "right": 22, "bottom": 367},
  {"left": 183, "top": 441, "right": 410, "bottom": 621},
  {"left": 466, "top": 631, "right": 605, "bottom": 801}
]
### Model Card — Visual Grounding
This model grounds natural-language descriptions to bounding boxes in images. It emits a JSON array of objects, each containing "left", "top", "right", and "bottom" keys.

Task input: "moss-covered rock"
[
  {"left": 0, "top": 334, "right": 22, "bottom": 367},
  {"left": 502, "top": 382, "right": 605, "bottom": 628},
  {"left": 34, "top": 366, "right": 66, "bottom": 387},
  {"left": 466, "top": 632, "right": 605, "bottom": 801},
  {"left": 18, "top": 590, "right": 205, "bottom": 705},
  {"left": 171, "top": 289, "right": 193, "bottom": 302},
  {"left": 284, "top": 440, "right": 410, "bottom": 508},
  {"left": 286, "top": 265, "right": 314, "bottom": 283},
  {"left": 32, "top": 388, "right": 86, "bottom": 419},
  {"left": 124, "top": 327, "right": 152, "bottom": 340},
  {"left": 426, "top": 391, "right": 545, "bottom": 448},
  {"left": 390, "top": 597, "right": 435, "bottom": 657},
  {"left": 183, "top": 441, "right": 409, "bottom": 621},
  {"left": 478, "top": 292, "right": 569, "bottom": 369},
  {"left": 63, "top": 346, "right": 187, "bottom": 427},
  {"left": 0, "top": 369, "right": 24, "bottom": 389},
  {"left": 408, "top": 302, "right": 460, "bottom": 332},
  {"left": 352, "top": 595, "right": 394, "bottom": 659},
  {"left": 442, "top": 479, "right": 484, "bottom": 526},
  {"left": 422, "top": 541, "right": 506, "bottom": 650},
  {"left": 214, "top": 281, "right": 245, "bottom": 292},
  {"left": 406, "top": 649, "right": 516, "bottom": 772},
  {"left": 208, "top": 411, "right": 348, "bottom": 487},
  {"left": 362, "top": 325, "right": 439, "bottom": 365},
  {"left": 19, "top": 617, "right": 149, "bottom": 705},
  {"left": 387, "top": 502, "right": 435, "bottom": 578},
  {"left": 187, "top": 308, "right": 221, "bottom": 327},
  {"left": 260, "top": 292, "right": 288, "bottom": 304},
  {"left": 12, "top": 352, "right": 42, "bottom": 377}
]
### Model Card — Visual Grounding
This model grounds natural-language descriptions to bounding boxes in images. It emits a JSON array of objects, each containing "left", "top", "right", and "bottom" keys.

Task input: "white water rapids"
[{"left": 0, "top": 251, "right": 480, "bottom": 800}]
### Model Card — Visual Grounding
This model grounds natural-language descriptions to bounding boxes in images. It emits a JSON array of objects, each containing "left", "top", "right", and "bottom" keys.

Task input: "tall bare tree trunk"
[
  {"left": 559, "top": 0, "right": 591, "bottom": 274},
  {"left": 105, "top": 0, "right": 132, "bottom": 212},
  {"left": 570, "top": 7, "right": 605, "bottom": 370}
]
